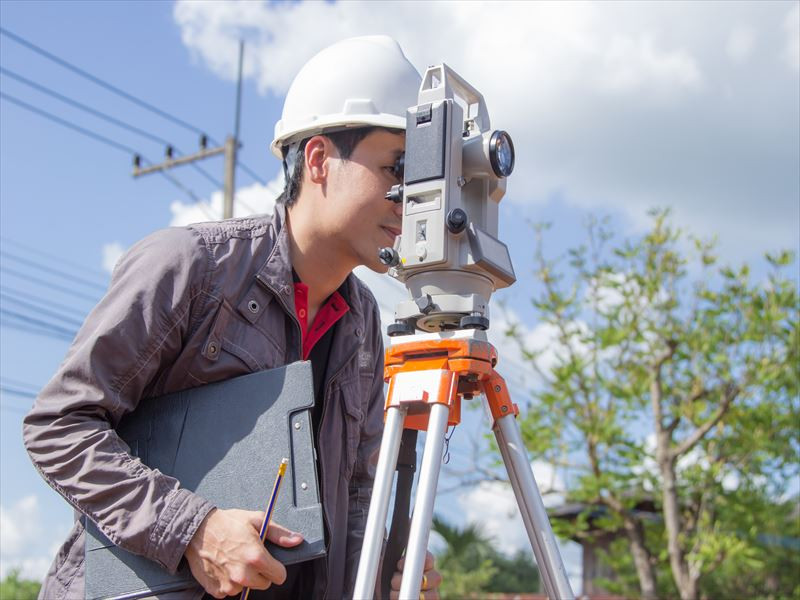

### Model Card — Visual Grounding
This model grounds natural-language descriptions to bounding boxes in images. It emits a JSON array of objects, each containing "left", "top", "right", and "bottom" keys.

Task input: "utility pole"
[{"left": 133, "top": 40, "right": 245, "bottom": 220}]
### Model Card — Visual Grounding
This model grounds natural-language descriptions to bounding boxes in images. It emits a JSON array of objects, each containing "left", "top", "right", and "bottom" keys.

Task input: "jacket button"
[
  {"left": 208, "top": 342, "right": 219, "bottom": 355},
  {"left": 248, "top": 299, "right": 260, "bottom": 313},
  {"left": 355, "top": 327, "right": 363, "bottom": 338}
]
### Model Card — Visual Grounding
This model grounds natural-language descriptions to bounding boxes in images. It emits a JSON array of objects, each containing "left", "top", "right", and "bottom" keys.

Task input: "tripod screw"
[
  {"left": 460, "top": 314, "right": 489, "bottom": 330},
  {"left": 387, "top": 321, "right": 416, "bottom": 336}
]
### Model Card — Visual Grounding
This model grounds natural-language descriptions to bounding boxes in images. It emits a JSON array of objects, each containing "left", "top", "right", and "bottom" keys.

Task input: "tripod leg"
[
  {"left": 399, "top": 402, "right": 450, "bottom": 600},
  {"left": 354, "top": 405, "right": 408, "bottom": 600},
  {"left": 495, "top": 414, "right": 574, "bottom": 600}
]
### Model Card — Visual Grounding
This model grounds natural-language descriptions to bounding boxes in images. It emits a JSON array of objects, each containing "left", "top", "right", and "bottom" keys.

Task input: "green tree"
[
  {"left": 0, "top": 569, "right": 41, "bottom": 600},
  {"left": 505, "top": 211, "right": 799, "bottom": 600},
  {"left": 431, "top": 515, "right": 540, "bottom": 598}
]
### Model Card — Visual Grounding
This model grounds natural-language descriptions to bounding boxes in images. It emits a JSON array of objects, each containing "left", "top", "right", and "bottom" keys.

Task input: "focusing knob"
[
  {"left": 446, "top": 208, "right": 468, "bottom": 234},
  {"left": 378, "top": 247, "right": 400, "bottom": 267},
  {"left": 385, "top": 184, "right": 404, "bottom": 204}
]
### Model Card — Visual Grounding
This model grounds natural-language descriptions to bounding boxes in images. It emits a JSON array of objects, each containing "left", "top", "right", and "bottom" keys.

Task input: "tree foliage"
[
  {"left": 431, "top": 515, "right": 540, "bottom": 598},
  {"left": 505, "top": 210, "right": 799, "bottom": 599},
  {"left": 0, "top": 569, "right": 41, "bottom": 600}
]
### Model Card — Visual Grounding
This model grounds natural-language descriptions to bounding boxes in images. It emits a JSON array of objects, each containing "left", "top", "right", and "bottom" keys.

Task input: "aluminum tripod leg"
[
  {"left": 353, "top": 405, "right": 407, "bottom": 600},
  {"left": 495, "top": 414, "right": 574, "bottom": 599},
  {"left": 398, "top": 402, "right": 451, "bottom": 600}
]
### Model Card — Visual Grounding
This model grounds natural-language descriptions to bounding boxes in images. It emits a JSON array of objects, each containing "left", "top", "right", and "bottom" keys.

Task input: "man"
[{"left": 23, "top": 36, "right": 440, "bottom": 599}]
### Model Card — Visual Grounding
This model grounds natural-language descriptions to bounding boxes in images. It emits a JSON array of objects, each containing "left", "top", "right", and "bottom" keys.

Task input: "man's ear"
[{"left": 305, "top": 136, "right": 330, "bottom": 185}]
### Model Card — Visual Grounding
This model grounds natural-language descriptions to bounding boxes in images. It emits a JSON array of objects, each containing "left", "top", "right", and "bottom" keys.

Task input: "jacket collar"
[{"left": 256, "top": 202, "right": 367, "bottom": 328}]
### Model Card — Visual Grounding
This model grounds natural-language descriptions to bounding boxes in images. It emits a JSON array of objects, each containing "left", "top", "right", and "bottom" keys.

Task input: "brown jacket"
[{"left": 23, "top": 204, "right": 386, "bottom": 599}]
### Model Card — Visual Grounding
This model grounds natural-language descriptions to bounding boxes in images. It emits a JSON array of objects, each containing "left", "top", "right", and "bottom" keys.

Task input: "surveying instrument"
[{"left": 353, "top": 65, "right": 574, "bottom": 600}]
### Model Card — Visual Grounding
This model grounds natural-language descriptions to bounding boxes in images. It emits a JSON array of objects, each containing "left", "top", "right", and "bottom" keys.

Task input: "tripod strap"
[{"left": 379, "top": 428, "right": 418, "bottom": 599}]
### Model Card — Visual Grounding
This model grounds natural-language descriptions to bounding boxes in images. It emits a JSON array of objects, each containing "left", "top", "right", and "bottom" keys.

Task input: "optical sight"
[{"left": 380, "top": 64, "right": 516, "bottom": 335}]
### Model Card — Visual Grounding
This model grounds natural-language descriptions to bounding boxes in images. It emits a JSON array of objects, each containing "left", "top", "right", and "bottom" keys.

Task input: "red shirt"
[{"left": 293, "top": 281, "right": 350, "bottom": 360}]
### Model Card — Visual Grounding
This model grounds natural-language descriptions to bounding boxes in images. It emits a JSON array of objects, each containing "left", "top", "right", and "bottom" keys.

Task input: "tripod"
[{"left": 353, "top": 328, "right": 574, "bottom": 600}]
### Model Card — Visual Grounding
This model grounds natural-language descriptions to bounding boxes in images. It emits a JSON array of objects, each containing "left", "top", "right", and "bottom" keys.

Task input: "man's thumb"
[{"left": 265, "top": 521, "right": 304, "bottom": 547}]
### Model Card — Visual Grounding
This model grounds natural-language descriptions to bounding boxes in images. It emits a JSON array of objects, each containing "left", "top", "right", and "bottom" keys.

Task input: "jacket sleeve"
[{"left": 22, "top": 227, "right": 216, "bottom": 573}]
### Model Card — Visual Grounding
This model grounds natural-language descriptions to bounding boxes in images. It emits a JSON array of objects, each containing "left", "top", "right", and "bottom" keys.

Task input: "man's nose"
[{"left": 392, "top": 201, "right": 403, "bottom": 219}]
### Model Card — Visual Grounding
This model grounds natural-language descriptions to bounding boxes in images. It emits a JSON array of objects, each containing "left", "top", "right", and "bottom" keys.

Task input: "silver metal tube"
[
  {"left": 495, "top": 414, "right": 574, "bottom": 600},
  {"left": 495, "top": 423, "right": 557, "bottom": 600},
  {"left": 353, "top": 406, "right": 407, "bottom": 599},
  {"left": 399, "top": 403, "right": 451, "bottom": 600}
]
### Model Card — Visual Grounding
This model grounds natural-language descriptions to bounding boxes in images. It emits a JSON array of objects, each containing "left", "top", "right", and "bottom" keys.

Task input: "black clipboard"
[{"left": 84, "top": 361, "right": 326, "bottom": 600}]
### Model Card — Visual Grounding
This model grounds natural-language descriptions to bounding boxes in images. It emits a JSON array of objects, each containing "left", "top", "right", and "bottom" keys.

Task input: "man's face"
[{"left": 321, "top": 129, "right": 405, "bottom": 273}]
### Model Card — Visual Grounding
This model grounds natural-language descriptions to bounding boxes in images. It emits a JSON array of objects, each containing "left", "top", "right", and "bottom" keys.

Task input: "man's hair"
[{"left": 277, "top": 126, "right": 400, "bottom": 206}]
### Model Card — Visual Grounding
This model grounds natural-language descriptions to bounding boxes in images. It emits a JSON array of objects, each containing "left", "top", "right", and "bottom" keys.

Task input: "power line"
[
  {"left": 0, "top": 377, "right": 41, "bottom": 393},
  {"left": 1, "top": 91, "right": 140, "bottom": 154},
  {"left": 0, "top": 26, "right": 265, "bottom": 187},
  {"left": 0, "top": 26, "right": 218, "bottom": 145},
  {"left": 0, "top": 66, "right": 224, "bottom": 189},
  {"left": 1, "top": 236, "right": 108, "bottom": 280},
  {"left": 1, "top": 307, "right": 78, "bottom": 340},
  {"left": 0, "top": 386, "right": 38, "bottom": 400},
  {"left": 0, "top": 91, "right": 205, "bottom": 204},
  {"left": 1, "top": 264, "right": 101, "bottom": 303},
  {"left": 1, "top": 250, "right": 108, "bottom": 293},
  {"left": 0, "top": 317, "right": 75, "bottom": 342},
  {"left": 238, "top": 162, "right": 267, "bottom": 186},
  {"left": 1, "top": 292, "right": 87, "bottom": 329},
  {"left": 0, "top": 286, "right": 90, "bottom": 321}
]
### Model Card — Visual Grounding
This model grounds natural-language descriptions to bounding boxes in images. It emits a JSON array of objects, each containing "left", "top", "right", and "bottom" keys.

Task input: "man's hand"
[
  {"left": 184, "top": 508, "right": 303, "bottom": 599},
  {"left": 390, "top": 551, "right": 442, "bottom": 600}
]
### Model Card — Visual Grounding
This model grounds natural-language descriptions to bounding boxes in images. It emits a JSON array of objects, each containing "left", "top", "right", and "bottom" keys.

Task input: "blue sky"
[{"left": 1, "top": 0, "right": 798, "bottom": 587}]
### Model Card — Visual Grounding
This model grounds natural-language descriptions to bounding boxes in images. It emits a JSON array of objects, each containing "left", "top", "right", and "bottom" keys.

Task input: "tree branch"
[{"left": 670, "top": 383, "right": 739, "bottom": 460}]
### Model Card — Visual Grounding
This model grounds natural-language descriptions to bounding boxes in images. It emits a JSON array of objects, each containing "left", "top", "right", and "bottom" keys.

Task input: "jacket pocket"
[
  {"left": 338, "top": 377, "right": 365, "bottom": 481},
  {"left": 189, "top": 300, "right": 284, "bottom": 385}
]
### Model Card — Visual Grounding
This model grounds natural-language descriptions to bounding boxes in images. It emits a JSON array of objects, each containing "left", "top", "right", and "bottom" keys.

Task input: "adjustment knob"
[
  {"left": 388, "top": 320, "right": 416, "bottom": 337},
  {"left": 446, "top": 208, "right": 468, "bottom": 234},
  {"left": 385, "top": 184, "right": 404, "bottom": 204},
  {"left": 378, "top": 247, "right": 400, "bottom": 267}
]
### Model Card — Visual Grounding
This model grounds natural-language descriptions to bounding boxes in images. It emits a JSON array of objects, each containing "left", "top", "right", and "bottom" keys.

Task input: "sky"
[{"left": 0, "top": 0, "right": 798, "bottom": 590}]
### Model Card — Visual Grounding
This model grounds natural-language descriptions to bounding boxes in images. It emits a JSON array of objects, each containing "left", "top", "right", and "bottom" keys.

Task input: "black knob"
[
  {"left": 460, "top": 315, "right": 489, "bottom": 330},
  {"left": 446, "top": 208, "right": 468, "bottom": 234},
  {"left": 388, "top": 320, "right": 416, "bottom": 337},
  {"left": 385, "top": 184, "right": 404, "bottom": 203},
  {"left": 378, "top": 247, "right": 400, "bottom": 267},
  {"left": 415, "top": 293, "right": 435, "bottom": 315}
]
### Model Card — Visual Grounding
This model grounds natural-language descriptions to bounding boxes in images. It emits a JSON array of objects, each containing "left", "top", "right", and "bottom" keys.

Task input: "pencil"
[{"left": 240, "top": 457, "right": 289, "bottom": 600}]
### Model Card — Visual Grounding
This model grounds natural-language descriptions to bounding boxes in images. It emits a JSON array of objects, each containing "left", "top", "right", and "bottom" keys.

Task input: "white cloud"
[
  {"left": 784, "top": 4, "right": 800, "bottom": 71},
  {"left": 101, "top": 242, "right": 125, "bottom": 275},
  {"left": 169, "top": 173, "right": 283, "bottom": 227},
  {"left": 0, "top": 495, "right": 65, "bottom": 581},
  {"left": 726, "top": 26, "right": 756, "bottom": 62},
  {"left": 174, "top": 0, "right": 799, "bottom": 263},
  {"left": 455, "top": 467, "right": 581, "bottom": 590}
]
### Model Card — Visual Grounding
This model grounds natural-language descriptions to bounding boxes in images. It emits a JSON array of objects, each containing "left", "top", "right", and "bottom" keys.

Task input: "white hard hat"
[{"left": 270, "top": 35, "right": 421, "bottom": 159}]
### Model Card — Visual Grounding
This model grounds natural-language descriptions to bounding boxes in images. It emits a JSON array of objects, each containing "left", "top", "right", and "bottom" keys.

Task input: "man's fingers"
[
  {"left": 423, "top": 569, "right": 443, "bottom": 590},
  {"left": 390, "top": 571, "right": 402, "bottom": 590},
  {"left": 390, "top": 566, "right": 441, "bottom": 590},
  {"left": 265, "top": 521, "right": 304, "bottom": 547},
  {"left": 396, "top": 551, "right": 435, "bottom": 572}
]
